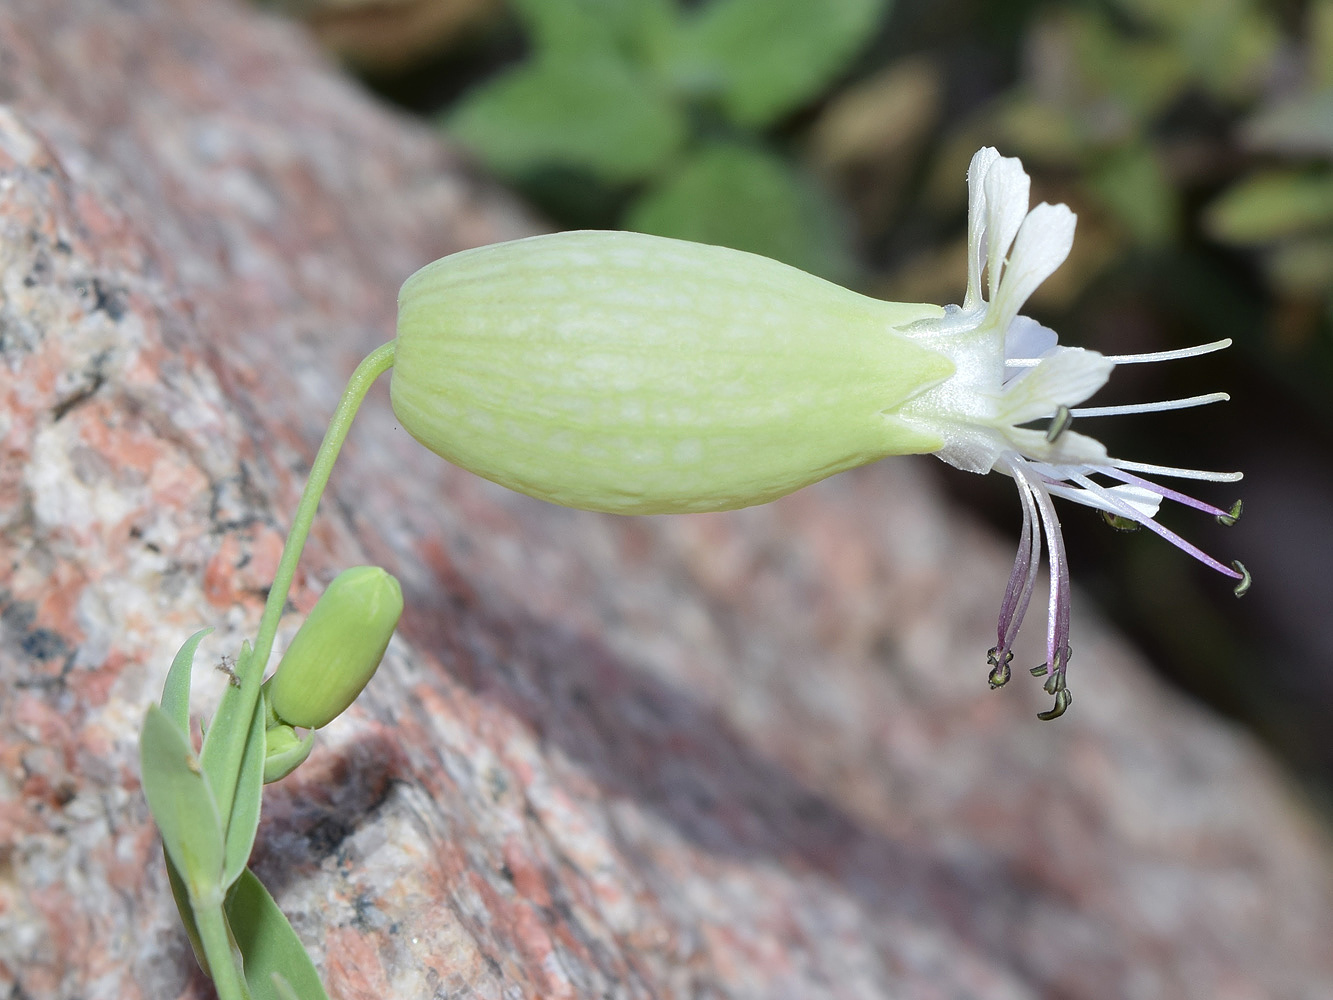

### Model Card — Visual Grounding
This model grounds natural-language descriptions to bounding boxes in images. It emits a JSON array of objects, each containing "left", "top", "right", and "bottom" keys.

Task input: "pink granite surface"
[{"left": 2, "top": 1, "right": 1332, "bottom": 998}]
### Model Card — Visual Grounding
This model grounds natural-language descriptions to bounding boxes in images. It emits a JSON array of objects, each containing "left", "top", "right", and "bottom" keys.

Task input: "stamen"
[
  {"left": 1043, "top": 657, "right": 1068, "bottom": 694},
  {"left": 1095, "top": 466, "right": 1237, "bottom": 520},
  {"left": 1015, "top": 462, "right": 1072, "bottom": 688},
  {"left": 1004, "top": 338, "right": 1232, "bottom": 371},
  {"left": 1100, "top": 338, "right": 1232, "bottom": 364},
  {"left": 1045, "top": 405, "right": 1073, "bottom": 442},
  {"left": 994, "top": 460, "right": 1043, "bottom": 666},
  {"left": 1070, "top": 473, "right": 1244, "bottom": 579},
  {"left": 1037, "top": 688, "right": 1072, "bottom": 721},
  {"left": 1101, "top": 511, "right": 1142, "bottom": 532},
  {"left": 1231, "top": 560, "right": 1252, "bottom": 597},
  {"left": 1111, "top": 459, "right": 1244, "bottom": 483},
  {"left": 987, "top": 648, "right": 1013, "bottom": 688},
  {"left": 1218, "top": 500, "right": 1243, "bottom": 527},
  {"left": 1071, "top": 392, "right": 1229, "bottom": 418}
]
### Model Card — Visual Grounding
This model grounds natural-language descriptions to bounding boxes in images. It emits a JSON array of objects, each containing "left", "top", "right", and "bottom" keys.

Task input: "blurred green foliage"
[
  {"left": 444, "top": 0, "right": 889, "bottom": 279},
  {"left": 988, "top": 0, "right": 1333, "bottom": 318}
]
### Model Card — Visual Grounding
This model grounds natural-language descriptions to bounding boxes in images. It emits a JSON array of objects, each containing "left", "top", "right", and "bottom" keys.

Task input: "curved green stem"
[
  {"left": 214, "top": 342, "right": 396, "bottom": 818},
  {"left": 251, "top": 341, "right": 397, "bottom": 674}
]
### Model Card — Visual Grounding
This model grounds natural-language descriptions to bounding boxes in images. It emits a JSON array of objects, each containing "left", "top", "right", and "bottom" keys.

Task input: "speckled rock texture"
[{"left": 2, "top": 2, "right": 1332, "bottom": 999}]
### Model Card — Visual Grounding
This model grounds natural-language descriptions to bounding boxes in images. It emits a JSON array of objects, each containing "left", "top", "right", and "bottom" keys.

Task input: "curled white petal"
[
  {"left": 991, "top": 202, "right": 1076, "bottom": 332},
  {"left": 964, "top": 147, "right": 1002, "bottom": 312},
  {"left": 982, "top": 157, "right": 1032, "bottom": 305},
  {"left": 999, "top": 347, "right": 1114, "bottom": 426}
]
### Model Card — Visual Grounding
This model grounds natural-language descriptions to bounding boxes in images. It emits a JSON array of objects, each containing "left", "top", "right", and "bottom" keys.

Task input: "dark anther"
[
  {"left": 1041, "top": 647, "right": 1070, "bottom": 694},
  {"left": 987, "top": 646, "right": 1013, "bottom": 688},
  {"left": 1101, "top": 511, "right": 1141, "bottom": 532},
  {"left": 1037, "top": 688, "right": 1073, "bottom": 721},
  {"left": 1029, "top": 663, "right": 1048, "bottom": 677},
  {"left": 1231, "top": 560, "right": 1251, "bottom": 598},
  {"left": 1045, "top": 405, "right": 1074, "bottom": 443},
  {"left": 1217, "top": 499, "right": 1243, "bottom": 527}
]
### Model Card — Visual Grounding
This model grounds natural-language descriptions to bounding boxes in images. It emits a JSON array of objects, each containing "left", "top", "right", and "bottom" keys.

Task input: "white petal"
[
  {"left": 964, "top": 147, "right": 1001, "bottom": 312},
  {"left": 991, "top": 202, "right": 1076, "bottom": 332},
  {"left": 983, "top": 156, "right": 1032, "bottom": 304},
  {"left": 1007, "top": 427, "right": 1110, "bottom": 466},
  {"left": 1106, "top": 484, "right": 1163, "bottom": 518},
  {"left": 999, "top": 346, "right": 1113, "bottom": 425},
  {"left": 1043, "top": 481, "right": 1162, "bottom": 519},
  {"left": 1004, "top": 315, "right": 1059, "bottom": 363}
]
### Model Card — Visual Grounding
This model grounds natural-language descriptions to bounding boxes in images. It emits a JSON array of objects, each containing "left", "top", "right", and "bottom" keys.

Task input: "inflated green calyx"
[{"left": 391, "top": 230, "right": 952, "bottom": 514}]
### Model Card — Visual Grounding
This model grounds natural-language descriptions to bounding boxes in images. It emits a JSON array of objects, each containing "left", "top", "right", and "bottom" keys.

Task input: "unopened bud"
[
  {"left": 262, "top": 724, "right": 315, "bottom": 783},
  {"left": 268, "top": 566, "right": 403, "bottom": 730}
]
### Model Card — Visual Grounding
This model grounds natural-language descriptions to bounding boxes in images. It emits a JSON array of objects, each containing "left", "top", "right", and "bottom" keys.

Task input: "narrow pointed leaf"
[
  {"left": 227, "top": 868, "right": 331, "bottom": 1000},
  {"left": 222, "top": 678, "right": 267, "bottom": 890},
  {"left": 161, "top": 627, "right": 213, "bottom": 735},
  {"left": 202, "top": 640, "right": 258, "bottom": 836},
  {"left": 140, "top": 704, "right": 225, "bottom": 895},
  {"left": 165, "top": 850, "right": 210, "bottom": 977}
]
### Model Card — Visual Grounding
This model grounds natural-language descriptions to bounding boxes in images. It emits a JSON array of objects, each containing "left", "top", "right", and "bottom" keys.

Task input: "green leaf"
[
  {"left": 447, "top": 56, "right": 686, "bottom": 183},
  {"left": 1205, "top": 170, "right": 1333, "bottom": 245},
  {"left": 1069, "top": 10, "right": 1185, "bottom": 122},
  {"left": 626, "top": 142, "right": 855, "bottom": 281},
  {"left": 140, "top": 704, "right": 225, "bottom": 897},
  {"left": 201, "top": 645, "right": 263, "bottom": 864},
  {"left": 1267, "top": 237, "right": 1333, "bottom": 295},
  {"left": 512, "top": 0, "right": 677, "bottom": 63},
  {"left": 1243, "top": 90, "right": 1333, "bottom": 157},
  {"left": 161, "top": 627, "right": 214, "bottom": 736},
  {"left": 1314, "top": 0, "right": 1333, "bottom": 90},
  {"left": 1087, "top": 144, "right": 1177, "bottom": 247},
  {"left": 227, "top": 868, "right": 330, "bottom": 1000},
  {"left": 671, "top": 0, "right": 888, "bottom": 127},
  {"left": 165, "top": 850, "right": 210, "bottom": 977},
  {"left": 511, "top": 0, "right": 618, "bottom": 53},
  {"left": 222, "top": 672, "right": 267, "bottom": 891}
]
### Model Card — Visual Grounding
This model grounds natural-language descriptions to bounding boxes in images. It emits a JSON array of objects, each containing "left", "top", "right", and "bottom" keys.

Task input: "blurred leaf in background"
[
  {"left": 1205, "top": 0, "right": 1333, "bottom": 342},
  {"left": 443, "top": 0, "right": 891, "bottom": 280}
]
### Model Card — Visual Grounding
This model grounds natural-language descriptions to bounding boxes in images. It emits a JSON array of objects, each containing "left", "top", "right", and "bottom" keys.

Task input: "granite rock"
[{"left": 2, "top": 1, "right": 1332, "bottom": 998}]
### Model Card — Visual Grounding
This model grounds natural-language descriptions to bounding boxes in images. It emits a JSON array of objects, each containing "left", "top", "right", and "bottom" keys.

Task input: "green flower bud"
[
  {"left": 267, "top": 566, "right": 403, "bottom": 730},
  {"left": 390, "top": 230, "right": 952, "bottom": 514},
  {"left": 262, "top": 724, "right": 315, "bottom": 783}
]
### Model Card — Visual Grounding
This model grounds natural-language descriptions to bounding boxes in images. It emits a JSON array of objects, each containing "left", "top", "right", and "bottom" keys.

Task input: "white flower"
[{"left": 897, "top": 148, "right": 1247, "bottom": 719}]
